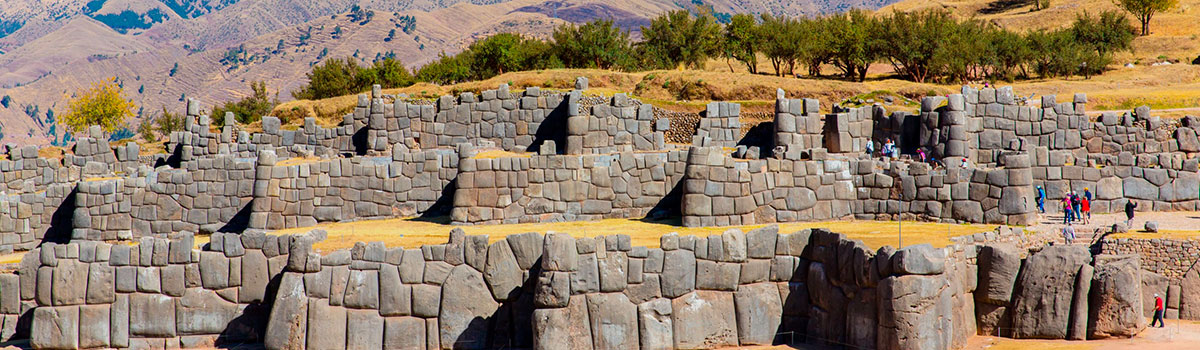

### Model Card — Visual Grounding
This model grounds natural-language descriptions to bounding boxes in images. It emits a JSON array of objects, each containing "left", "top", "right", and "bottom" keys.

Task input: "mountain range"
[{"left": 0, "top": 0, "right": 901, "bottom": 146}]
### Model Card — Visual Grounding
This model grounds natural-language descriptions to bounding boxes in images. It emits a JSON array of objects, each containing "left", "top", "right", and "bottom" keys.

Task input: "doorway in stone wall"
[{"left": 900, "top": 114, "right": 921, "bottom": 155}]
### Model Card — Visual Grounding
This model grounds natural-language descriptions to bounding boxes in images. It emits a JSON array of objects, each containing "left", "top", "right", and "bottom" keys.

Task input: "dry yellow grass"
[
  {"left": 473, "top": 149, "right": 532, "bottom": 159},
  {"left": 275, "top": 157, "right": 325, "bottom": 167},
  {"left": 267, "top": 217, "right": 1000, "bottom": 252}
]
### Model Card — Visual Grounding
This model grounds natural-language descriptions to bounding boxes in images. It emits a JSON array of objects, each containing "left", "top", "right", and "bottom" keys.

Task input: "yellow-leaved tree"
[{"left": 61, "top": 77, "right": 136, "bottom": 134}]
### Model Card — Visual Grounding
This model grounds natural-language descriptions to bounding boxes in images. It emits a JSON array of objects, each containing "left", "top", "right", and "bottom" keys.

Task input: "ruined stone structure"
[{"left": 0, "top": 79, "right": 1197, "bottom": 349}]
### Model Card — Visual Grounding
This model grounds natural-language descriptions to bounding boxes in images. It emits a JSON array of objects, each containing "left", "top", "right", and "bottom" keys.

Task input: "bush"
[
  {"left": 213, "top": 81, "right": 276, "bottom": 125},
  {"left": 638, "top": 10, "right": 722, "bottom": 69},
  {"left": 293, "top": 57, "right": 416, "bottom": 100},
  {"left": 551, "top": 19, "right": 635, "bottom": 70},
  {"left": 61, "top": 77, "right": 135, "bottom": 134}
]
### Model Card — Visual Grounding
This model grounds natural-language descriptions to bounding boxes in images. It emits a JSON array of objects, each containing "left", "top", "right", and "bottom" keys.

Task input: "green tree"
[
  {"left": 416, "top": 51, "right": 473, "bottom": 84},
  {"left": 61, "top": 77, "right": 135, "bottom": 134},
  {"left": 1114, "top": 0, "right": 1177, "bottom": 35},
  {"left": 639, "top": 10, "right": 722, "bottom": 69},
  {"left": 722, "top": 14, "right": 761, "bottom": 74},
  {"left": 291, "top": 57, "right": 361, "bottom": 100},
  {"left": 878, "top": 10, "right": 957, "bottom": 83},
  {"left": 212, "top": 81, "right": 276, "bottom": 125},
  {"left": 551, "top": 19, "right": 634, "bottom": 70},
  {"left": 358, "top": 58, "right": 415, "bottom": 89},
  {"left": 987, "top": 28, "right": 1031, "bottom": 81},
  {"left": 1070, "top": 11, "right": 1135, "bottom": 55},
  {"left": 824, "top": 10, "right": 880, "bottom": 82},
  {"left": 469, "top": 33, "right": 551, "bottom": 77}
]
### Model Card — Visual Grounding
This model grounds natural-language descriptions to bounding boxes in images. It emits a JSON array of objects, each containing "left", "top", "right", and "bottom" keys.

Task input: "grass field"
[{"left": 267, "top": 216, "right": 1001, "bottom": 252}]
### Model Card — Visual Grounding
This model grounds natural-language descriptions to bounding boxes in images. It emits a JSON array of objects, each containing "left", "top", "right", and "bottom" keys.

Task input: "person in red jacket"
[{"left": 1153, "top": 293, "right": 1165, "bottom": 328}]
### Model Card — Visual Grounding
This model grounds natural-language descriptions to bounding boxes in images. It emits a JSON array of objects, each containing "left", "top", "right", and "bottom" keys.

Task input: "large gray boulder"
[
  {"left": 1009, "top": 245, "right": 1091, "bottom": 339},
  {"left": 637, "top": 299, "right": 674, "bottom": 350},
  {"left": 532, "top": 295, "right": 593, "bottom": 350},
  {"left": 31, "top": 306, "right": 79, "bottom": 350},
  {"left": 891, "top": 244, "right": 946, "bottom": 275},
  {"left": 130, "top": 293, "right": 176, "bottom": 337},
  {"left": 176, "top": 288, "right": 239, "bottom": 335},
  {"left": 1068, "top": 264, "right": 1093, "bottom": 341},
  {"left": 585, "top": 293, "right": 638, "bottom": 350},
  {"left": 306, "top": 298, "right": 346, "bottom": 350},
  {"left": 976, "top": 244, "right": 1022, "bottom": 305},
  {"left": 877, "top": 274, "right": 952, "bottom": 350},
  {"left": 1090, "top": 255, "right": 1145, "bottom": 338},
  {"left": 733, "top": 283, "right": 783, "bottom": 345},
  {"left": 660, "top": 250, "right": 696, "bottom": 298},
  {"left": 440, "top": 265, "right": 500, "bottom": 349},
  {"left": 484, "top": 240, "right": 523, "bottom": 301},
  {"left": 672, "top": 291, "right": 738, "bottom": 349},
  {"left": 265, "top": 273, "right": 307, "bottom": 350}
]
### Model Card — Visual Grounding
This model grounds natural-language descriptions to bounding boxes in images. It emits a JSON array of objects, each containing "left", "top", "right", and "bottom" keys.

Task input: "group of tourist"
[
  {"left": 1035, "top": 187, "right": 1093, "bottom": 225},
  {"left": 1061, "top": 189, "right": 1092, "bottom": 225},
  {"left": 875, "top": 139, "right": 898, "bottom": 159}
]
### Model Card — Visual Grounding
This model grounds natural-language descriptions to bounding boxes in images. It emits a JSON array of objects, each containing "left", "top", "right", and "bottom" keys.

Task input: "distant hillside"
[{"left": 0, "top": 0, "right": 905, "bottom": 146}]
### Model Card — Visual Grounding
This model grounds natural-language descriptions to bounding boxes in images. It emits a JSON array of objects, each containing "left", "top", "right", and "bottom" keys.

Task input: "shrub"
[
  {"left": 212, "top": 81, "right": 276, "bottom": 125},
  {"left": 61, "top": 77, "right": 135, "bottom": 134}
]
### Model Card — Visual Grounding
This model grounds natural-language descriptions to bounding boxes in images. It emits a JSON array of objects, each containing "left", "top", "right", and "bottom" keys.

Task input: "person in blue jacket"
[{"left": 1035, "top": 186, "right": 1045, "bottom": 213}]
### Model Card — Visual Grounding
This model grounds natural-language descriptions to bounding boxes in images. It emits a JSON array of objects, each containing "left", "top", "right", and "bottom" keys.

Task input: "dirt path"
[{"left": 967, "top": 319, "right": 1200, "bottom": 350}]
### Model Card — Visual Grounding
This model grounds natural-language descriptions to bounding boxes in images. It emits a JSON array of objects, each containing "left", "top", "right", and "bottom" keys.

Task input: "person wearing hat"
[{"left": 1152, "top": 293, "right": 1165, "bottom": 328}]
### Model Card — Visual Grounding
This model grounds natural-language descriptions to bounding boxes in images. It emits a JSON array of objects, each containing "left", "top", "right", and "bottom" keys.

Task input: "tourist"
[
  {"left": 1126, "top": 200, "right": 1138, "bottom": 226},
  {"left": 918, "top": 148, "right": 927, "bottom": 163},
  {"left": 1153, "top": 293, "right": 1165, "bottom": 328},
  {"left": 1084, "top": 187, "right": 1092, "bottom": 202},
  {"left": 1062, "top": 224, "right": 1076, "bottom": 244},
  {"left": 1036, "top": 186, "right": 1046, "bottom": 213},
  {"left": 1075, "top": 191, "right": 1084, "bottom": 221},
  {"left": 866, "top": 140, "right": 875, "bottom": 156},
  {"left": 1062, "top": 197, "right": 1073, "bottom": 224},
  {"left": 1081, "top": 196, "right": 1091, "bottom": 225}
]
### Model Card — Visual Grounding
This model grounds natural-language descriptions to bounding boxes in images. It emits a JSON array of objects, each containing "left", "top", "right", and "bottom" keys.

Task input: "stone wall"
[
  {"left": 692, "top": 102, "right": 742, "bottom": 147},
  {"left": 248, "top": 149, "right": 457, "bottom": 230},
  {"left": 451, "top": 149, "right": 687, "bottom": 225},
  {"left": 680, "top": 147, "right": 1037, "bottom": 227},
  {"left": 0, "top": 231, "right": 305, "bottom": 348},
  {"left": 261, "top": 226, "right": 981, "bottom": 350}
]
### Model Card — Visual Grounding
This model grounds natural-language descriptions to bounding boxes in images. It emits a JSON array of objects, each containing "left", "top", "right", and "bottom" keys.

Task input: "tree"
[
  {"left": 291, "top": 57, "right": 362, "bottom": 100},
  {"left": 757, "top": 14, "right": 795, "bottom": 76},
  {"left": 416, "top": 51, "right": 473, "bottom": 84},
  {"left": 824, "top": 10, "right": 881, "bottom": 82},
  {"left": 1114, "top": 0, "right": 1178, "bottom": 35},
  {"left": 212, "top": 81, "right": 276, "bottom": 125},
  {"left": 469, "top": 33, "right": 536, "bottom": 77},
  {"left": 61, "top": 77, "right": 135, "bottom": 134},
  {"left": 722, "top": 14, "right": 761, "bottom": 74},
  {"left": 358, "top": 57, "right": 415, "bottom": 89},
  {"left": 0, "top": 95, "right": 10, "bottom": 108},
  {"left": 1070, "top": 11, "right": 1135, "bottom": 55},
  {"left": 551, "top": 19, "right": 634, "bottom": 70},
  {"left": 878, "top": 10, "right": 957, "bottom": 83},
  {"left": 639, "top": 10, "right": 722, "bottom": 69}
]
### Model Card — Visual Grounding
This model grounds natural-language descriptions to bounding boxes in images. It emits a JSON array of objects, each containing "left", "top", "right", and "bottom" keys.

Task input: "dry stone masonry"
[{"left": 1, "top": 79, "right": 1199, "bottom": 349}]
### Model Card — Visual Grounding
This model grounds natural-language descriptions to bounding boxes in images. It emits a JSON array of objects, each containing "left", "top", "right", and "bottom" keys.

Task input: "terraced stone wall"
[
  {"left": 248, "top": 149, "right": 458, "bottom": 230},
  {"left": 680, "top": 147, "right": 1037, "bottom": 227},
  {"left": 451, "top": 149, "right": 687, "bottom": 225},
  {"left": 263, "top": 226, "right": 982, "bottom": 350},
  {"left": 0, "top": 231, "right": 304, "bottom": 349}
]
